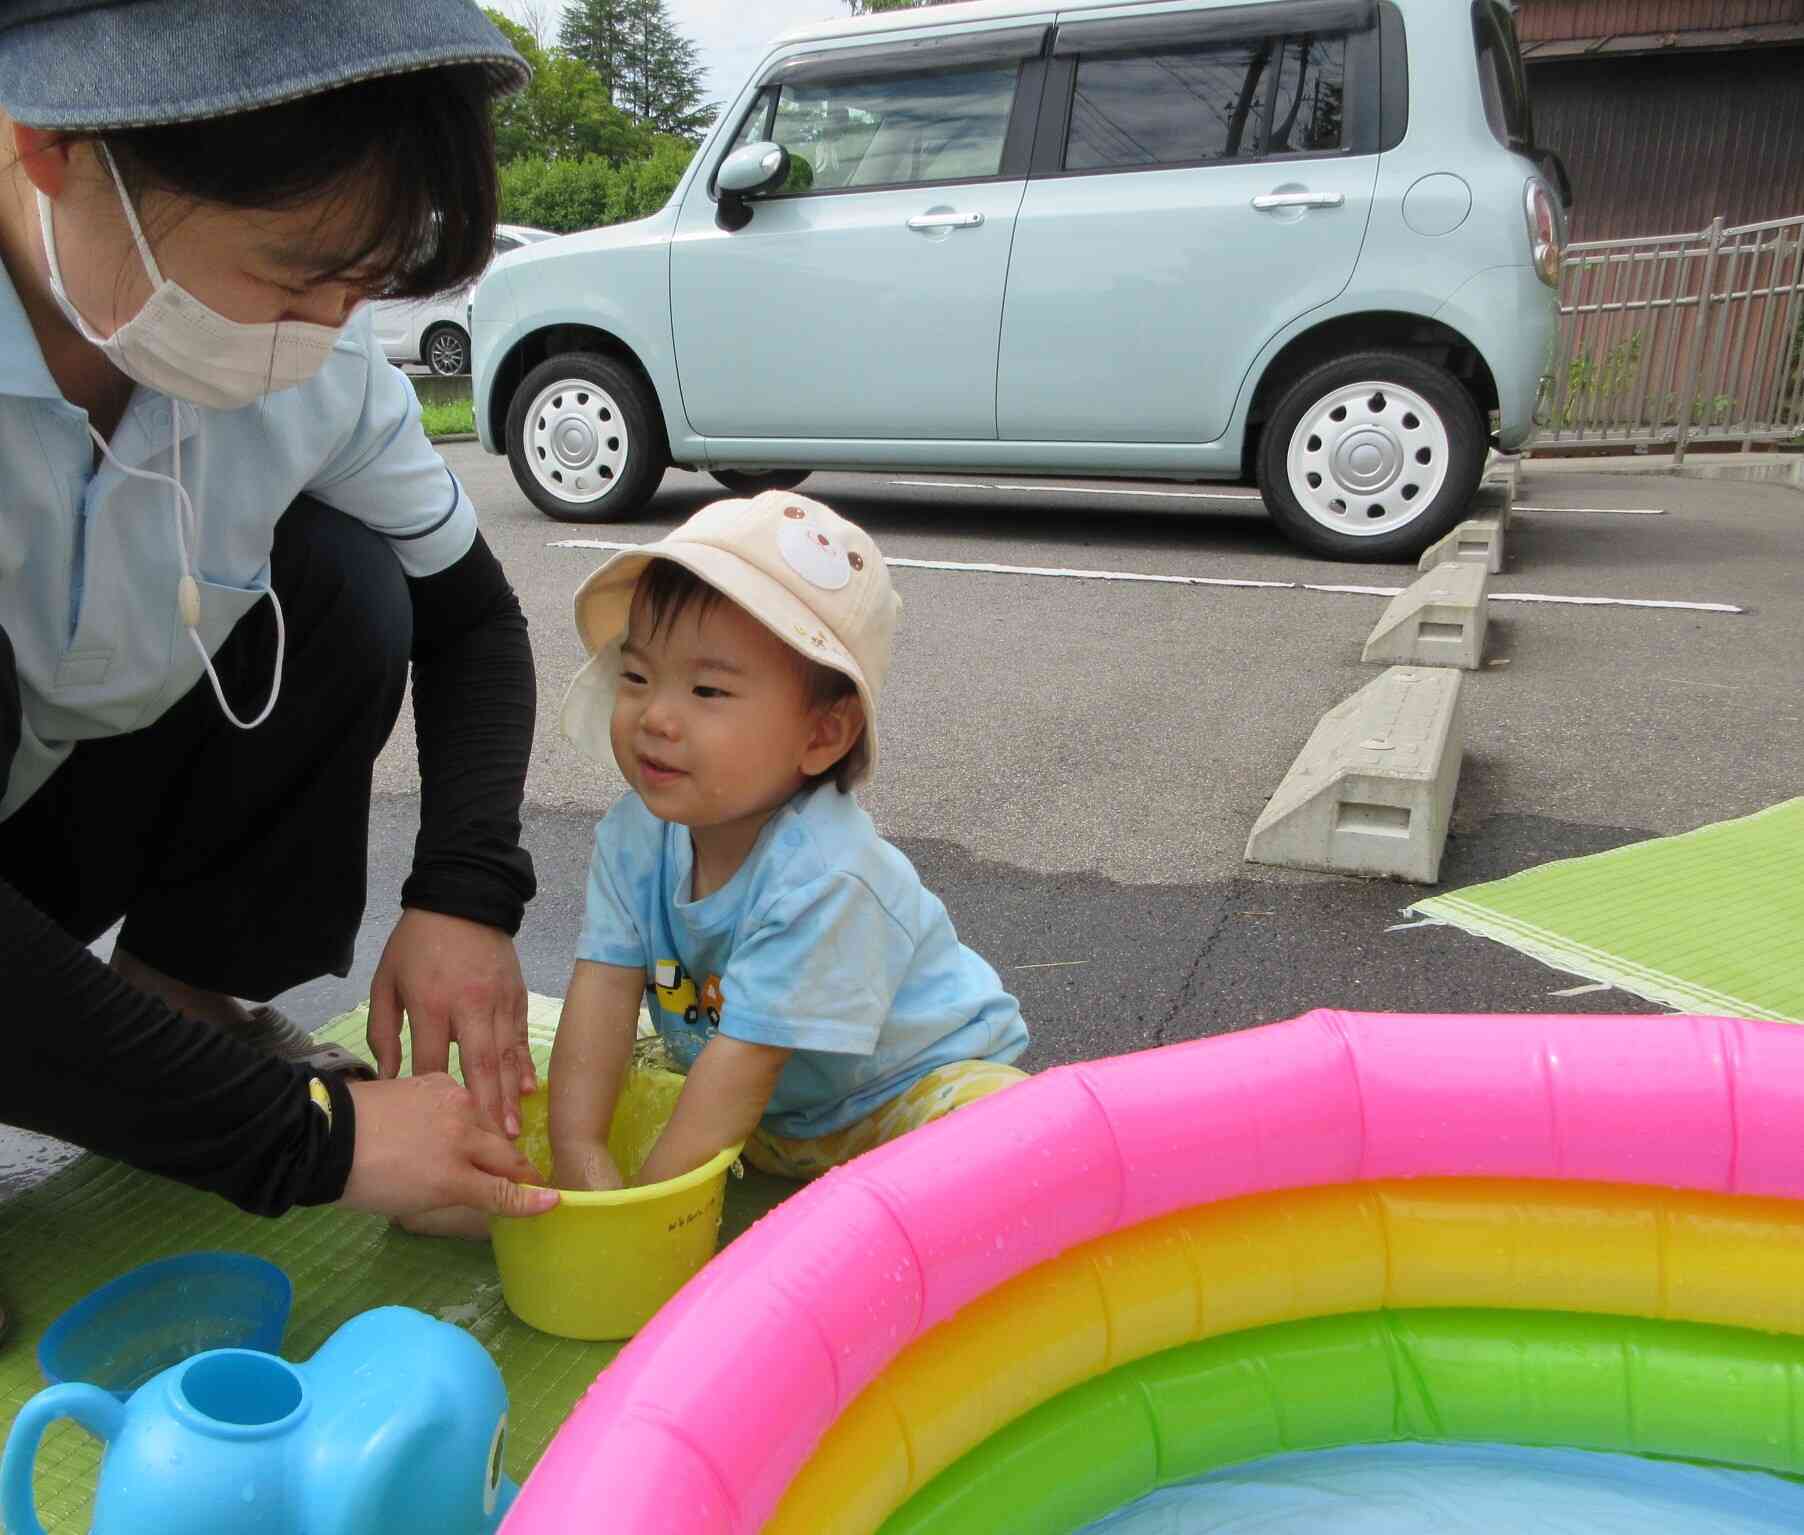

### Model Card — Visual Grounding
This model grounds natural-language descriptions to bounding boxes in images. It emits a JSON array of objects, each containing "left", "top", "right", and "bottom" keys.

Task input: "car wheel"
[
  {"left": 505, "top": 353, "right": 666, "bottom": 522},
  {"left": 423, "top": 323, "right": 470, "bottom": 377},
  {"left": 708, "top": 469, "right": 811, "bottom": 495},
  {"left": 1257, "top": 350, "right": 1485, "bottom": 562}
]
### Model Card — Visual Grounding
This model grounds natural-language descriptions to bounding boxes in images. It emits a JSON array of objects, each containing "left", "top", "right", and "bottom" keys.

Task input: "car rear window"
[
  {"left": 1065, "top": 32, "right": 1350, "bottom": 172},
  {"left": 1472, "top": 0, "right": 1533, "bottom": 151}
]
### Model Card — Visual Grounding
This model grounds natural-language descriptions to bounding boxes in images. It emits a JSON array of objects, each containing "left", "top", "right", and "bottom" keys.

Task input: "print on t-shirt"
[{"left": 652, "top": 957, "right": 723, "bottom": 1065}]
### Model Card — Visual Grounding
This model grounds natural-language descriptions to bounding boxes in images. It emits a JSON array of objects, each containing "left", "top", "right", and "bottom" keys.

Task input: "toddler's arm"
[
  {"left": 635, "top": 1036, "right": 792, "bottom": 1187},
  {"left": 547, "top": 960, "right": 644, "bottom": 1191}
]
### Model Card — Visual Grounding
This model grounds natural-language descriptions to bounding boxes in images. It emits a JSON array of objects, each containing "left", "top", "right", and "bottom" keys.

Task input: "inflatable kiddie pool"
[{"left": 500, "top": 1012, "right": 1804, "bottom": 1532}]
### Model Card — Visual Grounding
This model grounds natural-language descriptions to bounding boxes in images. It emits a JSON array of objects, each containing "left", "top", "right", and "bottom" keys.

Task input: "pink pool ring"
[{"left": 501, "top": 1011, "right": 1804, "bottom": 1534}]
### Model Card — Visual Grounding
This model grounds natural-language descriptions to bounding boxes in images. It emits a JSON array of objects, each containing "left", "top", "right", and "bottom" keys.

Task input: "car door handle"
[
  {"left": 1251, "top": 191, "right": 1345, "bottom": 210},
  {"left": 906, "top": 211, "right": 985, "bottom": 230}
]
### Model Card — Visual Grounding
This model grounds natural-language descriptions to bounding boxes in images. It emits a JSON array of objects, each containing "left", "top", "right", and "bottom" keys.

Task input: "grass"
[{"left": 420, "top": 394, "right": 476, "bottom": 439}]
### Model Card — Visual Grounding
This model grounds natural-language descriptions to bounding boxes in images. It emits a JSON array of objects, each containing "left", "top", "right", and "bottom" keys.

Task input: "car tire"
[
  {"left": 505, "top": 352, "right": 666, "bottom": 523},
  {"left": 1257, "top": 350, "right": 1485, "bottom": 562},
  {"left": 423, "top": 323, "right": 470, "bottom": 377},
  {"left": 708, "top": 469, "right": 812, "bottom": 496}
]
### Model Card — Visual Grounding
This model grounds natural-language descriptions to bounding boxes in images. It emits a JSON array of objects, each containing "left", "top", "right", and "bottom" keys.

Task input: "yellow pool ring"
[{"left": 771, "top": 1178, "right": 1804, "bottom": 1533}]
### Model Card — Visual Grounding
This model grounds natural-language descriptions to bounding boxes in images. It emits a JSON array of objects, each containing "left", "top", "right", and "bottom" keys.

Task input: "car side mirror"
[
  {"left": 716, "top": 141, "right": 791, "bottom": 232},
  {"left": 1535, "top": 146, "right": 1573, "bottom": 210}
]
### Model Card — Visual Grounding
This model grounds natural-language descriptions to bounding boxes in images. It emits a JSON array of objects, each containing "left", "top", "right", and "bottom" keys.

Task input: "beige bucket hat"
[{"left": 560, "top": 492, "right": 901, "bottom": 787}]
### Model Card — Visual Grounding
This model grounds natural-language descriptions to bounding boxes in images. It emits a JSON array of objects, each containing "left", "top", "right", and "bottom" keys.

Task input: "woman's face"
[{"left": 43, "top": 139, "right": 376, "bottom": 335}]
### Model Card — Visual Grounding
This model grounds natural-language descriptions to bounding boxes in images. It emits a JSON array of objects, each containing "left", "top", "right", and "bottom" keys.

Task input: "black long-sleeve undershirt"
[
  {"left": 1, "top": 532, "right": 536, "bottom": 1215},
  {"left": 401, "top": 530, "right": 538, "bottom": 933}
]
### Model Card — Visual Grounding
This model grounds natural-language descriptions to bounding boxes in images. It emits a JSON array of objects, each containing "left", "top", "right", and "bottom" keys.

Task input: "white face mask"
[{"left": 37, "top": 145, "right": 343, "bottom": 411}]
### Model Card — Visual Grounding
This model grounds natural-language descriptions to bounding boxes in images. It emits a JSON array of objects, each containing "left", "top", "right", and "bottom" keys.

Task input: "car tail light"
[{"left": 1524, "top": 180, "right": 1562, "bottom": 287}]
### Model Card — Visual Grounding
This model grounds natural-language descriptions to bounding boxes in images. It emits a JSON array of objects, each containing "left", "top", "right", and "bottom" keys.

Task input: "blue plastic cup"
[{"left": 36, "top": 1252, "right": 292, "bottom": 1400}]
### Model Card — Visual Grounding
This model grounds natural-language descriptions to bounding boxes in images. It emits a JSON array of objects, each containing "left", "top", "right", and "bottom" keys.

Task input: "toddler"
[{"left": 549, "top": 492, "right": 1028, "bottom": 1190}]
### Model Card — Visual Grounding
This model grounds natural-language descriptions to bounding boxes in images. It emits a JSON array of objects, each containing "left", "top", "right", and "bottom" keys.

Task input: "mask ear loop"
[
  {"left": 96, "top": 143, "right": 164, "bottom": 287},
  {"left": 85, "top": 405, "right": 285, "bottom": 730}
]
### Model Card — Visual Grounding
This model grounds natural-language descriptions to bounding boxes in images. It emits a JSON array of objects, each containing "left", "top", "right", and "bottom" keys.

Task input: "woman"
[{"left": 0, "top": 0, "right": 561, "bottom": 1289}]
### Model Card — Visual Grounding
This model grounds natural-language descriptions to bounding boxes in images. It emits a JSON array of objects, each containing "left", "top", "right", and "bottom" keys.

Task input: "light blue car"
[{"left": 471, "top": 0, "right": 1568, "bottom": 561}]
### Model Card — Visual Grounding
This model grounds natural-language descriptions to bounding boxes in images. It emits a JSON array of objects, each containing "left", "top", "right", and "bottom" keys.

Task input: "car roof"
[{"left": 772, "top": 0, "right": 1233, "bottom": 47}]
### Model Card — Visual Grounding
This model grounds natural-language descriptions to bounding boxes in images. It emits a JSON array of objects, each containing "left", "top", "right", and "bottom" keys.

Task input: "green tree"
[
  {"left": 619, "top": 0, "right": 716, "bottom": 139},
  {"left": 560, "top": 0, "right": 631, "bottom": 108},
  {"left": 486, "top": 10, "right": 651, "bottom": 164},
  {"left": 561, "top": 0, "right": 715, "bottom": 140},
  {"left": 844, "top": 0, "right": 960, "bottom": 11}
]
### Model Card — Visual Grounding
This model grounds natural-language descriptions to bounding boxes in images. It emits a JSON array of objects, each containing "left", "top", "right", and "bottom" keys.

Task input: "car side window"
[
  {"left": 726, "top": 90, "right": 776, "bottom": 156},
  {"left": 756, "top": 64, "right": 1020, "bottom": 194},
  {"left": 1267, "top": 37, "right": 1347, "bottom": 152},
  {"left": 1065, "top": 32, "right": 1349, "bottom": 172}
]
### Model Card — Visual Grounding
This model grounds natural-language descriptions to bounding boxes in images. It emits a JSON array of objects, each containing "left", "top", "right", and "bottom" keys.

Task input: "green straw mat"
[
  {"left": 0, "top": 994, "right": 794, "bottom": 1529},
  {"left": 1411, "top": 798, "right": 1804, "bottom": 1024}
]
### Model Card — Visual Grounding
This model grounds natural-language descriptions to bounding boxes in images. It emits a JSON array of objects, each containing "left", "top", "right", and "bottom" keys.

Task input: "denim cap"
[
  {"left": 0, "top": 0, "right": 530, "bottom": 131},
  {"left": 561, "top": 492, "right": 903, "bottom": 788}
]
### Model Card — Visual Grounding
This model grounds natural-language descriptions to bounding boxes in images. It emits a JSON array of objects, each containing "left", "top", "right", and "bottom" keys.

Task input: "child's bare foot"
[{"left": 392, "top": 1206, "right": 492, "bottom": 1241}]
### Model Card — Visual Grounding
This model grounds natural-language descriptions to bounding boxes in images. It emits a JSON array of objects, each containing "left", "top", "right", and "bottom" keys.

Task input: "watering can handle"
[{"left": 1, "top": 1383, "right": 125, "bottom": 1535}]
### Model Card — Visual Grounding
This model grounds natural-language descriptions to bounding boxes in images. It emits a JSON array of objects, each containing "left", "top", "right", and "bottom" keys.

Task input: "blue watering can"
[{"left": 2, "top": 1306, "right": 516, "bottom": 1535}]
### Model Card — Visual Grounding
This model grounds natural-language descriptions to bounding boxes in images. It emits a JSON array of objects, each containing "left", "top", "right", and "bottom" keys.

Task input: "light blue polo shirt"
[
  {"left": 0, "top": 261, "right": 478, "bottom": 820},
  {"left": 579, "top": 783, "right": 1030, "bottom": 1140}
]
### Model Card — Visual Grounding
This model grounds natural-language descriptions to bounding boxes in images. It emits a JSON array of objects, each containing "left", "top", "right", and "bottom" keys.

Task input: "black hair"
[
  {"left": 633, "top": 558, "right": 862, "bottom": 792},
  {"left": 78, "top": 65, "right": 500, "bottom": 300}
]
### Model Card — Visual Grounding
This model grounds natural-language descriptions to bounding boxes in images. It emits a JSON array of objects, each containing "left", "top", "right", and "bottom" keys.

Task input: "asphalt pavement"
[{"left": 5, "top": 450, "right": 1800, "bottom": 1194}]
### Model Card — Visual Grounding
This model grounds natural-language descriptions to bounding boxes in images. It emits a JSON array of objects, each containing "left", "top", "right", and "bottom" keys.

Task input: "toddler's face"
[{"left": 611, "top": 591, "right": 829, "bottom": 835}]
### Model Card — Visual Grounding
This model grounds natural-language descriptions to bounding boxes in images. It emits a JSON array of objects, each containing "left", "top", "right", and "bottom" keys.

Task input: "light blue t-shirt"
[
  {"left": 577, "top": 784, "right": 1029, "bottom": 1139},
  {"left": 0, "top": 264, "right": 476, "bottom": 820}
]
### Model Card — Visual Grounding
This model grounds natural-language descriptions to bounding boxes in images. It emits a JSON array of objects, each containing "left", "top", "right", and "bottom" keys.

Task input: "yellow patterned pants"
[{"left": 745, "top": 1059, "right": 1031, "bottom": 1180}]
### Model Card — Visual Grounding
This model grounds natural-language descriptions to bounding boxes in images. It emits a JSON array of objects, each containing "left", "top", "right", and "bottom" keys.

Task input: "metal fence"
[{"left": 1538, "top": 212, "right": 1804, "bottom": 458}]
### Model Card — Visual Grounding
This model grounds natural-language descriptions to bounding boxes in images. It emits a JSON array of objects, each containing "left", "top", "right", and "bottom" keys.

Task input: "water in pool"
[{"left": 1079, "top": 1443, "right": 1804, "bottom": 1533}]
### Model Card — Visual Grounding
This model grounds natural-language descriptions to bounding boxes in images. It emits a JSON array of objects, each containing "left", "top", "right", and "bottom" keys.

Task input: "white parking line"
[
  {"left": 1508, "top": 512, "right": 1659, "bottom": 526},
  {"left": 887, "top": 479, "right": 1264, "bottom": 501},
  {"left": 552, "top": 541, "right": 1288, "bottom": 590},
  {"left": 885, "top": 479, "right": 1670, "bottom": 515},
  {"left": 1487, "top": 592, "right": 1740, "bottom": 612},
  {"left": 889, "top": 556, "right": 1288, "bottom": 588},
  {"left": 553, "top": 540, "right": 1744, "bottom": 613}
]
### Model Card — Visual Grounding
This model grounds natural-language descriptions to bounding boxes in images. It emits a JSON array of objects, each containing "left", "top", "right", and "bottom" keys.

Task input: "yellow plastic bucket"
[{"left": 489, "top": 1064, "right": 742, "bottom": 1340}]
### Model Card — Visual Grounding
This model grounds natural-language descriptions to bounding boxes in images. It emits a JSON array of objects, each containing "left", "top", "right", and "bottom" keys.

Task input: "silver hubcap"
[
  {"left": 428, "top": 331, "right": 466, "bottom": 374},
  {"left": 1286, "top": 380, "right": 1450, "bottom": 537},
  {"left": 524, "top": 378, "right": 628, "bottom": 505}
]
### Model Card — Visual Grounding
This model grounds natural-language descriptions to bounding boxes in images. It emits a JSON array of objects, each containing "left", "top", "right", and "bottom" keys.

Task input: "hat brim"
[
  {"left": 0, "top": 1, "right": 529, "bottom": 131},
  {"left": 568, "top": 543, "right": 880, "bottom": 787}
]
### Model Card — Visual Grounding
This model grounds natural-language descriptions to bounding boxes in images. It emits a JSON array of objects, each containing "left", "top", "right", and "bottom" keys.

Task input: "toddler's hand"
[{"left": 552, "top": 1142, "right": 625, "bottom": 1193}]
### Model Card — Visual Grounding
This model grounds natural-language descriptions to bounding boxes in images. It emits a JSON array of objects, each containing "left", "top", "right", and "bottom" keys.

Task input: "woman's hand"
[
  {"left": 336, "top": 1073, "right": 558, "bottom": 1220},
  {"left": 367, "top": 909, "right": 535, "bottom": 1138}
]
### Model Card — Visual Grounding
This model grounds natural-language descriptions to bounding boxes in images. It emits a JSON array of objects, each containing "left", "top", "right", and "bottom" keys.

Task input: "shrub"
[{"left": 499, "top": 138, "right": 698, "bottom": 234}]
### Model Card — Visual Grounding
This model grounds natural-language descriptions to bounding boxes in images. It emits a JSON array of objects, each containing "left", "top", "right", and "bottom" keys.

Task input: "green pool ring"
[{"left": 881, "top": 1309, "right": 1804, "bottom": 1535}]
